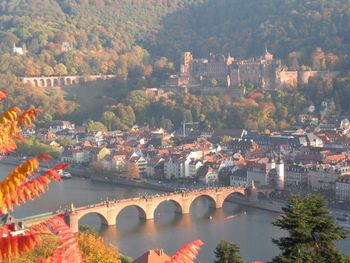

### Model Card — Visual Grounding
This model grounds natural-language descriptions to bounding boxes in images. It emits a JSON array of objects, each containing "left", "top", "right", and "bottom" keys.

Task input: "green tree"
[
  {"left": 102, "top": 111, "right": 117, "bottom": 131},
  {"left": 272, "top": 195, "right": 349, "bottom": 263},
  {"left": 214, "top": 240, "right": 244, "bottom": 263},
  {"left": 86, "top": 119, "right": 107, "bottom": 132}
]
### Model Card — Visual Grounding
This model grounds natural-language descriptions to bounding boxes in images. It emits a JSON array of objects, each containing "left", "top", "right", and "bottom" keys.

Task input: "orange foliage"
[
  {"left": 0, "top": 91, "right": 82, "bottom": 261},
  {"left": 167, "top": 240, "right": 204, "bottom": 263},
  {"left": 40, "top": 216, "right": 83, "bottom": 263}
]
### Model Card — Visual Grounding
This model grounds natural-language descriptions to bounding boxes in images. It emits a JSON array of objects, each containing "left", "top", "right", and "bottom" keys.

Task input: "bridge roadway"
[{"left": 21, "top": 186, "right": 272, "bottom": 233}]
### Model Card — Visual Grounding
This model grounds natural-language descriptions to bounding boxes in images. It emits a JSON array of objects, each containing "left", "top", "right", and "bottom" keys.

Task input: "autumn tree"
[
  {"left": 54, "top": 63, "right": 68, "bottom": 76},
  {"left": 0, "top": 91, "right": 82, "bottom": 262},
  {"left": 77, "top": 232, "right": 121, "bottom": 263},
  {"left": 311, "top": 48, "right": 326, "bottom": 70}
]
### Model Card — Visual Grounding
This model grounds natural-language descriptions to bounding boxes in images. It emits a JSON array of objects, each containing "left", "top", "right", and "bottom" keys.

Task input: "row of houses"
[{"left": 22, "top": 118, "right": 350, "bottom": 201}]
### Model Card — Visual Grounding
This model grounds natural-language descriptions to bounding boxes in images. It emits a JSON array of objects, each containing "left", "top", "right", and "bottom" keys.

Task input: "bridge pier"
[
  {"left": 181, "top": 198, "right": 191, "bottom": 214},
  {"left": 69, "top": 212, "right": 79, "bottom": 233},
  {"left": 215, "top": 194, "right": 225, "bottom": 209},
  {"left": 143, "top": 202, "right": 155, "bottom": 220}
]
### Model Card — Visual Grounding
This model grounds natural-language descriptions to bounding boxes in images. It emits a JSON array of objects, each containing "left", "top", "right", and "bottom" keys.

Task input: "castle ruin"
[{"left": 167, "top": 51, "right": 339, "bottom": 90}]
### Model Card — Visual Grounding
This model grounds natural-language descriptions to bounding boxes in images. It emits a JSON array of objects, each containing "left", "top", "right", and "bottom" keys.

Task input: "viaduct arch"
[{"left": 21, "top": 74, "right": 116, "bottom": 88}]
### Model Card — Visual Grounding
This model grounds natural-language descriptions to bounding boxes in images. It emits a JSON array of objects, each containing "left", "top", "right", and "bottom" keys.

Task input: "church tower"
[
  {"left": 276, "top": 154, "right": 285, "bottom": 190},
  {"left": 267, "top": 155, "right": 276, "bottom": 174}
]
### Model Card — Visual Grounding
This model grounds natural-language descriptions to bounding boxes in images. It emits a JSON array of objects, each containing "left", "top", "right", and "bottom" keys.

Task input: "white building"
[
  {"left": 196, "top": 165, "right": 218, "bottom": 184},
  {"left": 188, "top": 160, "right": 203, "bottom": 177},
  {"left": 13, "top": 43, "right": 25, "bottom": 55},
  {"left": 336, "top": 176, "right": 350, "bottom": 202},
  {"left": 230, "top": 168, "right": 248, "bottom": 187}
]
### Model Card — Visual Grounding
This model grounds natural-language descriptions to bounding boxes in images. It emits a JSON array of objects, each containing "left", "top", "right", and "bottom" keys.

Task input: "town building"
[
  {"left": 133, "top": 248, "right": 171, "bottom": 263},
  {"left": 308, "top": 164, "right": 350, "bottom": 191},
  {"left": 285, "top": 164, "right": 310, "bottom": 188},
  {"left": 336, "top": 175, "right": 350, "bottom": 202},
  {"left": 196, "top": 164, "right": 218, "bottom": 185},
  {"left": 13, "top": 43, "right": 26, "bottom": 55},
  {"left": 229, "top": 168, "right": 248, "bottom": 187}
]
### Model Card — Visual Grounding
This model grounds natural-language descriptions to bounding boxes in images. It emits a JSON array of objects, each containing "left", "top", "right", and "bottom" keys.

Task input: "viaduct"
[
  {"left": 20, "top": 74, "right": 116, "bottom": 88},
  {"left": 21, "top": 187, "right": 273, "bottom": 233}
]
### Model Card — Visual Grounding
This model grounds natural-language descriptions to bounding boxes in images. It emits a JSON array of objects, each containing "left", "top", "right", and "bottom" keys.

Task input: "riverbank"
[
  {"left": 228, "top": 198, "right": 285, "bottom": 213},
  {"left": 91, "top": 176, "right": 173, "bottom": 192},
  {"left": 0, "top": 158, "right": 174, "bottom": 191}
]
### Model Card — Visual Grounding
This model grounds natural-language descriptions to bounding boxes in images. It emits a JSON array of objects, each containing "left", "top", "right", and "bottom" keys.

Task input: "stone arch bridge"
[
  {"left": 66, "top": 186, "right": 273, "bottom": 233},
  {"left": 20, "top": 74, "right": 116, "bottom": 88}
]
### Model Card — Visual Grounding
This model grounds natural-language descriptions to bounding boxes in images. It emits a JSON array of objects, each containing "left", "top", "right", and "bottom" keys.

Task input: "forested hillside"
[
  {"left": 147, "top": 0, "right": 350, "bottom": 68},
  {"left": 1, "top": 0, "right": 350, "bottom": 75},
  {"left": 0, "top": 0, "right": 195, "bottom": 76}
]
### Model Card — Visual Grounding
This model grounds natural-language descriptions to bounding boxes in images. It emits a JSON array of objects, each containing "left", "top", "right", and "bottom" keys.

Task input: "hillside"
[
  {"left": 147, "top": 0, "right": 350, "bottom": 67},
  {"left": 1, "top": 0, "right": 350, "bottom": 75},
  {"left": 0, "top": 0, "right": 196, "bottom": 76},
  {"left": 1, "top": 0, "right": 350, "bottom": 128}
]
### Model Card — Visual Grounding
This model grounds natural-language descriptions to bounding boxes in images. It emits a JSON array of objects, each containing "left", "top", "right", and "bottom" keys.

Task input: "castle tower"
[
  {"left": 276, "top": 154, "right": 285, "bottom": 190},
  {"left": 264, "top": 48, "right": 273, "bottom": 61},
  {"left": 180, "top": 52, "right": 193, "bottom": 76}
]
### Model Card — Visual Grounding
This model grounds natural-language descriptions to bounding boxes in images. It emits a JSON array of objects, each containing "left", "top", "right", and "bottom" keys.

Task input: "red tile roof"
[{"left": 133, "top": 249, "right": 171, "bottom": 263}]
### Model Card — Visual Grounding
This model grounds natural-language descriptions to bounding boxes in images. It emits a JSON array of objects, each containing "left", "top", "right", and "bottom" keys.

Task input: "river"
[{"left": 1, "top": 164, "right": 350, "bottom": 262}]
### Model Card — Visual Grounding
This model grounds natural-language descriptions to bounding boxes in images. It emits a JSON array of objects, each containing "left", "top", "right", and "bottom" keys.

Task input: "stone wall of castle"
[{"left": 170, "top": 52, "right": 339, "bottom": 90}]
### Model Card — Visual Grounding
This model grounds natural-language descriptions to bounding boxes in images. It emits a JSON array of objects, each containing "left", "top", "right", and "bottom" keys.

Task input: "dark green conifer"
[
  {"left": 214, "top": 240, "right": 244, "bottom": 263},
  {"left": 272, "top": 194, "right": 349, "bottom": 263}
]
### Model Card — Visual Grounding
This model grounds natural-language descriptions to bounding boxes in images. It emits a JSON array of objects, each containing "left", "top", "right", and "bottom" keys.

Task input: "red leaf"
[
  {"left": 37, "top": 154, "right": 52, "bottom": 160},
  {"left": 53, "top": 164, "right": 69, "bottom": 171}
]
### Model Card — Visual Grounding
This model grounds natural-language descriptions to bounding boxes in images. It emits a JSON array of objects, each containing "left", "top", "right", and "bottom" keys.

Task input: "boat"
[
  {"left": 58, "top": 170, "right": 72, "bottom": 179},
  {"left": 224, "top": 215, "right": 236, "bottom": 220}
]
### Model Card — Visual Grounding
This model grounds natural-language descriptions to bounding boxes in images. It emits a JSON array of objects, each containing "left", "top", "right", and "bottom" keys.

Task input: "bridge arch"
[
  {"left": 53, "top": 78, "right": 59, "bottom": 86},
  {"left": 77, "top": 211, "right": 109, "bottom": 228},
  {"left": 60, "top": 78, "right": 65, "bottom": 86},
  {"left": 47, "top": 79, "right": 52, "bottom": 87},
  {"left": 66, "top": 78, "right": 72, "bottom": 85},
  {"left": 153, "top": 198, "right": 183, "bottom": 216},
  {"left": 115, "top": 204, "right": 148, "bottom": 223},
  {"left": 40, "top": 79, "right": 45, "bottom": 87},
  {"left": 34, "top": 79, "right": 38, "bottom": 87},
  {"left": 222, "top": 190, "right": 245, "bottom": 203},
  {"left": 190, "top": 194, "right": 217, "bottom": 210}
]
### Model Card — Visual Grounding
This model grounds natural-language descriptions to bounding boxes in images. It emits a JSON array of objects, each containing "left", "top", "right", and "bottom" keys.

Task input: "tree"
[
  {"left": 77, "top": 232, "right": 121, "bottom": 263},
  {"left": 54, "top": 63, "right": 68, "bottom": 76},
  {"left": 214, "top": 240, "right": 244, "bottom": 263},
  {"left": 102, "top": 111, "right": 117, "bottom": 131},
  {"left": 42, "top": 65, "right": 55, "bottom": 76},
  {"left": 86, "top": 119, "right": 107, "bottom": 132},
  {"left": 311, "top": 48, "right": 326, "bottom": 70},
  {"left": 272, "top": 195, "right": 349, "bottom": 263},
  {"left": 0, "top": 92, "right": 82, "bottom": 262}
]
